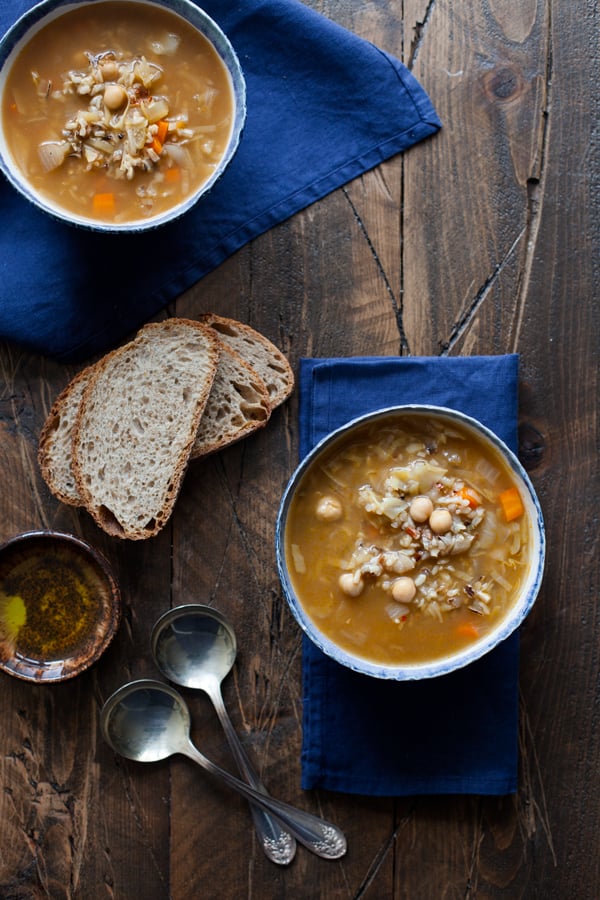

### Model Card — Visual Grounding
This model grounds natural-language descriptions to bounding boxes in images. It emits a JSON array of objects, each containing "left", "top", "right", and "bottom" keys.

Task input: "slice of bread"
[
  {"left": 38, "top": 366, "right": 93, "bottom": 506},
  {"left": 190, "top": 342, "right": 271, "bottom": 459},
  {"left": 72, "top": 319, "right": 219, "bottom": 540},
  {"left": 199, "top": 314, "right": 294, "bottom": 409},
  {"left": 37, "top": 315, "right": 294, "bottom": 536}
]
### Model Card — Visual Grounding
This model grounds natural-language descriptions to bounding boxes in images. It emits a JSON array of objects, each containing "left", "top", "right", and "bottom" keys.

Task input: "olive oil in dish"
[
  {"left": 0, "top": 536, "right": 115, "bottom": 666},
  {"left": 0, "top": 532, "right": 120, "bottom": 681}
]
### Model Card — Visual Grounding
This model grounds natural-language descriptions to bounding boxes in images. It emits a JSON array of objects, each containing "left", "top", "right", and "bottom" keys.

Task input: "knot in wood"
[
  {"left": 518, "top": 422, "right": 545, "bottom": 470},
  {"left": 484, "top": 65, "right": 523, "bottom": 102}
]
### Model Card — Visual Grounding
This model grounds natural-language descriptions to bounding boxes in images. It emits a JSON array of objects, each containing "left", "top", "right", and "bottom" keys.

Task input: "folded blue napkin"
[
  {"left": 0, "top": 0, "right": 440, "bottom": 361},
  {"left": 299, "top": 355, "right": 521, "bottom": 796}
]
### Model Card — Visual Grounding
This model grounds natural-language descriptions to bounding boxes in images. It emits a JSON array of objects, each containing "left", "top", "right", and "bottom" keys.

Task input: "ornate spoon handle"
[
  {"left": 182, "top": 738, "right": 347, "bottom": 860},
  {"left": 209, "top": 683, "right": 296, "bottom": 865}
]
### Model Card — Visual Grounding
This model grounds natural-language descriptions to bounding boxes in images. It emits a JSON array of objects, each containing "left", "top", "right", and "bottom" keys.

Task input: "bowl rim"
[
  {"left": 276, "top": 404, "right": 546, "bottom": 681},
  {"left": 0, "top": 529, "right": 121, "bottom": 683},
  {"left": 0, "top": 0, "right": 247, "bottom": 232}
]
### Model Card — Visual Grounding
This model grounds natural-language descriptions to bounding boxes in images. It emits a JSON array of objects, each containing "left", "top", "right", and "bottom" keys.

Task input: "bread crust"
[
  {"left": 38, "top": 315, "right": 294, "bottom": 539},
  {"left": 199, "top": 313, "right": 294, "bottom": 408},
  {"left": 190, "top": 341, "right": 271, "bottom": 459},
  {"left": 71, "top": 319, "right": 220, "bottom": 540},
  {"left": 38, "top": 364, "right": 94, "bottom": 506}
]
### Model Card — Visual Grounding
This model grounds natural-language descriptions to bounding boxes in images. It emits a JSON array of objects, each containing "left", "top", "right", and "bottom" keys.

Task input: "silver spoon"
[
  {"left": 151, "top": 604, "right": 296, "bottom": 865},
  {"left": 100, "top": 679, "right": 347, "bottom": 860}
]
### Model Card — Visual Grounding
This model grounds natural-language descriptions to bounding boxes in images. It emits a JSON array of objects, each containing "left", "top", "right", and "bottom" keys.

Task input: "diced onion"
[
  {"left": 474, "top": 457, "right": 501, "bottom": 484},
  {"left": 162, "top": 143, "right": 192, "bottom": 168},
  {"left": 150, "top": 32, "right": 181, "bottom": 56},
  {"left": 385, "top": 602, "right": 410, "bottom": 623},
  {"left": 38, "top": 140, "right": 69, "bottom": 172},
  {"left": 143, "top": 97, "right": 169, "bottom": 124},
  {"left": 490, "top": 570, "right": 512, "bottom": 591},
  {"left": 291, "top": 544, "right": 306, "bottom": 574}
]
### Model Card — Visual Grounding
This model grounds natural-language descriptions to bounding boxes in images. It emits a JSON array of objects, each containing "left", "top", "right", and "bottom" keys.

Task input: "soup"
[
  {"left": 284, "top": 413, "right": 532, "bottom": 666},
  {"left": 1, "top": 1, "right": 234, "bottom": 224}
]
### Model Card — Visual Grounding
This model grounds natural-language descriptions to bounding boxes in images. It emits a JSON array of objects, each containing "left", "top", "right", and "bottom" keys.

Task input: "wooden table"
[{"left": 1, "top": 1, "right": 598, "bottom": 897}]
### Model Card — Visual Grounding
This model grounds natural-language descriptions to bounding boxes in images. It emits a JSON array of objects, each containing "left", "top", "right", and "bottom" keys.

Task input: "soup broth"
[
  {"left": 284, "top": 414, "right": 531, "bottom": 666},
  {"left": 1, "top": 1, "right": 234, "bottom": 224}
]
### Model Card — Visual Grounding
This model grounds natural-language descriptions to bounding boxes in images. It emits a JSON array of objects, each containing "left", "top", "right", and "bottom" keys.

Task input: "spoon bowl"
[
  {"left": 151, "top": 604, "right": 296, "bottom": 864},
  {"left": 101, "top": 678, "right": 191, "bottom": 762},
  {"left": 100, "top": 679, "right": 347, "bottom": 860},
  {"left": 152, "top": 604, "right": 236, "bottom": 690}
]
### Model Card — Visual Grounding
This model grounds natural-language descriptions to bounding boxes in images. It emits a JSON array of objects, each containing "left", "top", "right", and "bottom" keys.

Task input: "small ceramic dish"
[
  {"left": 0, "top": 531, "right": 121, "bottom": 682},
  {"left": 276, "top": 405, "right": 545, "bottom": 680},
  {"left": 0, "top": 0, "right": 246, "bottom": 231}
]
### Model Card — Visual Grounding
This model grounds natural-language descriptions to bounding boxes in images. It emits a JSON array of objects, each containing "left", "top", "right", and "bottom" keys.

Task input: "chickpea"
[
  {"left": 103, "top": 83, "right": 128, "bottom": 111},
  {"left": 339, "top": 573, "right": 364, "bottom": 597},
  {"left": 429, "top": 508, "right": 453, "bottom": 534},
  {"left": 100, "top": 60, "right": 119, "bottom": 81},
  {"left": 391, "top": 576, "right": 416, "bottom": 604},
  {"left": 315, "top": 495, "right": 343, "bottom": 522},
  {"left": 409, "top": 495, "right": 434, "bottom": 523}
]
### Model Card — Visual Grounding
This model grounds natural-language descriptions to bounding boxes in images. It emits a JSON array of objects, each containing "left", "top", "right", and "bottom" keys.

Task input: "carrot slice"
[
  {"left": 155, "top": 120, "right": 169, "bottom": 144},
  {"left": 92, "top": 192, "right": 115, "bottom": 215},
  {"left": 499, "top": 487, "right": 524, "bottom": 522},
  {"left": 456, "top": 486, "right": 481, "bottom": 508},
  {"left": 164, "top": 167, "right": 181, "bottom": 184},
  {"left": 149, "top": 136, "right": 163, "bottom": 155},
  {"left": 456, "top": 622, "right": 480, "bottom": 640}
]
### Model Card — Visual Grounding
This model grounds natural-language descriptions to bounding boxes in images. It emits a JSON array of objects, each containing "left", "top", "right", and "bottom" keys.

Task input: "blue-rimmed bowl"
[
  {"left": 0, "top": 0, "right": 246, "bottom": 232},
  {"left": 276, "top": 405, "right": 545, "bottom": 681}
]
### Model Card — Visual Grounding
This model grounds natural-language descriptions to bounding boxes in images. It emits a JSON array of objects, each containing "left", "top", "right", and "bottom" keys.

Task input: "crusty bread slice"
[
  {"left": 38, "top": 365, "right": 93, "bottom": 506},
  {"left": 199, "top": 314, "right": 294, "bottom": 409},
  {"left": 72, "top": 319, "right": 220, "bottom": 540},
  {"left": 37, "top": 316, "right": 294, "bottom": 526},
  {"left": 190, "top": 341, "right": 271, "bottom": 459}
]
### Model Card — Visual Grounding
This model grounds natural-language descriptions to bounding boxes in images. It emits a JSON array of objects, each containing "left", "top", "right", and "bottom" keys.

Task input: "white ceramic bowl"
[
  {"left": 0, "top": 0, "right": 246, "bottom": 231},
  {"left": 276, "top": 405, "right": 546, "bottom": 680}
]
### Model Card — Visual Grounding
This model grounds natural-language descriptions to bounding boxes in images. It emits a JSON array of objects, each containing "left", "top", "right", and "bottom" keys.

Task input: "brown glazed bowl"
[{"left": 0, "top": 530, "right": 121, "bottom": 682}]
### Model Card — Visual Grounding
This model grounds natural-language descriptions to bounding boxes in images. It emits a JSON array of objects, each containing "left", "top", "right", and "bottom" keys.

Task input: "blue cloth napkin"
[
  {"left": 299, "top": 355, "right": 521, "bottom": 796},
  {"left": 0, "top": 0, "right": 440, "bottom": 361}
]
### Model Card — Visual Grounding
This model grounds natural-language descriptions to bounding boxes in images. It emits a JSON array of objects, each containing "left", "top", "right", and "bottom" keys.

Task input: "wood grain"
[{"left": 0, "top": 0, "right": 598, "bottom": 897}]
